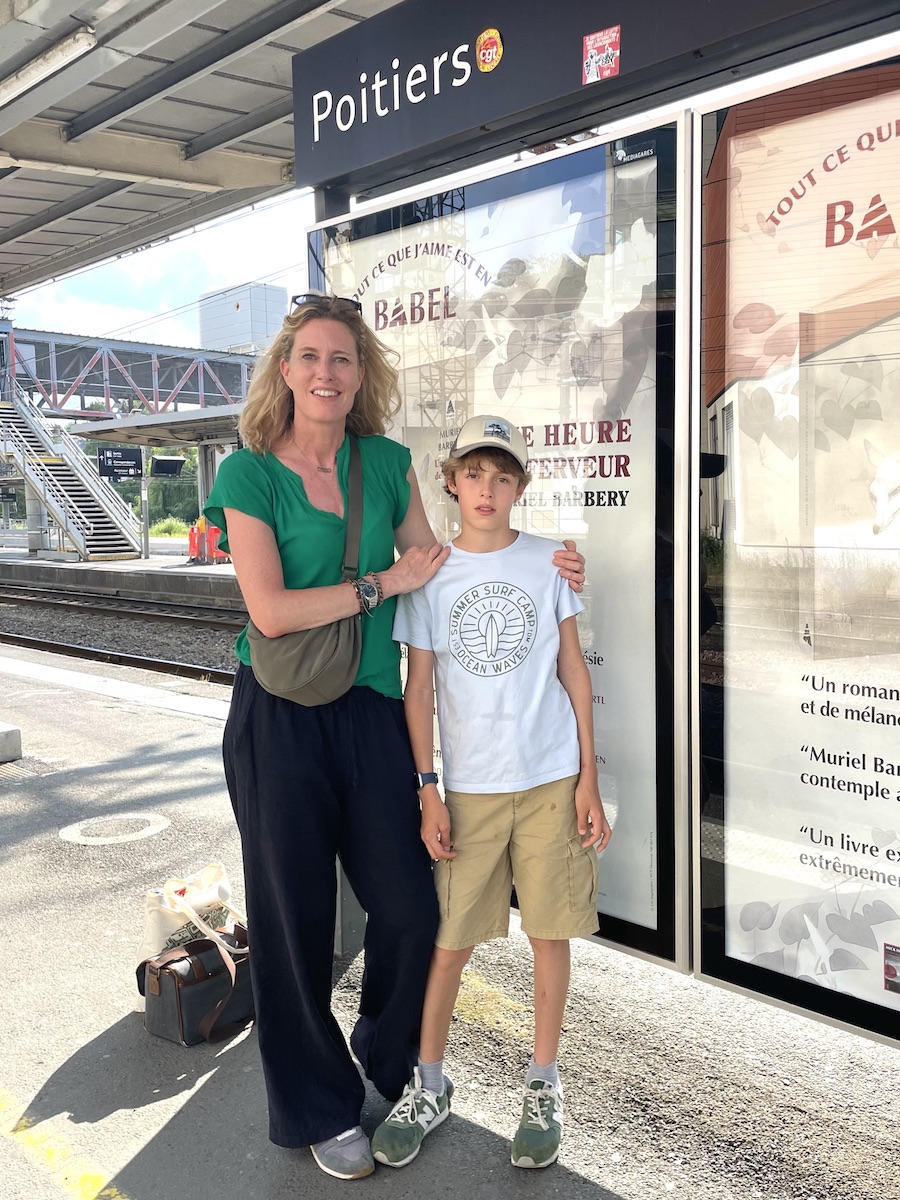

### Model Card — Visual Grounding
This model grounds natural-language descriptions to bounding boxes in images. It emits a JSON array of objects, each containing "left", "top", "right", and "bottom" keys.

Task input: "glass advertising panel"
[
  {"left": 310, "top": 127, "right": 678, "bottom": 959},
  {"left": 700, "top": 64, "right": 900, "bottom": 1037}
]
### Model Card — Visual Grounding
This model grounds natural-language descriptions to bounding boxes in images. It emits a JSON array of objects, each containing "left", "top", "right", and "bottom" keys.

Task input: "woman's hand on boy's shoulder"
[
  {"left": 382, "top": 543, "right": 450, "bottom": 598},
  {"left": 575, "top": 782, "right": 611, "bottom": 851},
  {"left": 420, "top": 787, "right": 457, "bottom": 861},
  {"left": 553, "top": 539, "right": 585, "bottom": 593}
]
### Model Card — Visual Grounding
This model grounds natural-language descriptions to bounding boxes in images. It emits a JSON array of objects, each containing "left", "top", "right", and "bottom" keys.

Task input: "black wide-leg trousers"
[{"left": 223, "top": 665, "right": 439, "bottom": 1148}]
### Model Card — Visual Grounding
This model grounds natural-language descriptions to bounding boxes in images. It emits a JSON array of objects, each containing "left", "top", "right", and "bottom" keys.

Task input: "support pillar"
[{"left": 25, "top": 487, "right": 49, "bottom": 554}]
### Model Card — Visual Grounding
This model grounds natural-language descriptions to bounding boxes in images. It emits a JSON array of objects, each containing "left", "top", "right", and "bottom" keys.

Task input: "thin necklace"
[{"left": 293, "top": 438, "right": 336, "bottom": 473}]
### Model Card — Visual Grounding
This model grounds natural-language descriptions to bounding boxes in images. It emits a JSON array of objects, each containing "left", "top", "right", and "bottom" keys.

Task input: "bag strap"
[
  {"left": 163, "top": 888, "right": 248, "bottom": 953},
  {"left": 197, "top": 938, "right": 252, "bottom": 1043},
  {"left": 340, "top": 434, "right": 363, "bottom": 581}
]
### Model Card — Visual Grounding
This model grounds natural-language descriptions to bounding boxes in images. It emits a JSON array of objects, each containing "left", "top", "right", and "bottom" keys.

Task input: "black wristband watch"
[{"left": 415, "top": 771, "right": 439, "bottom": 789}]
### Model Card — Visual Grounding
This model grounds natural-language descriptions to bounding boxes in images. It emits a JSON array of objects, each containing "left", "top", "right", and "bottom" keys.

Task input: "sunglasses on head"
[{"left": 290, "top": 292, "right": 362, "bottom": 314}]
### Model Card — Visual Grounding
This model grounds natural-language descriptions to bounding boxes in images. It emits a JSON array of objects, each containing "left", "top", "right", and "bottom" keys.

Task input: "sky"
[{"left": 9, "top": 189, "right": 317, "bottom": 350}]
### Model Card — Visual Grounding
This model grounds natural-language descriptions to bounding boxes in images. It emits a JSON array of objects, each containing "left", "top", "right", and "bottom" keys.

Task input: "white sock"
[
  {"left": 418, "top": 1057, "right": 446, "bottom": 1094},
  {"left": 525, "top": 1056, "right": 559, "bottom": 1089}
]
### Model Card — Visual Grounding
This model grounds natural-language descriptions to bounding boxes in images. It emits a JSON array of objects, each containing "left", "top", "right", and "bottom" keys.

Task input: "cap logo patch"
[{"left": 483, "top": 419, "right": 511, "bottom": 444}]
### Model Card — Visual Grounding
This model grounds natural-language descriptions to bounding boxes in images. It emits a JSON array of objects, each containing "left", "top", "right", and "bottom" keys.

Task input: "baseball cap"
[{"left": 450, "top": 414, "right": 529, "bottom": 471}]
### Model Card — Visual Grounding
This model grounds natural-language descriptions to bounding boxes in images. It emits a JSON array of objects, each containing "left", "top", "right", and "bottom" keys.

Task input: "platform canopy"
[
  {"left": 0, "top": 0, "right": 401, "bottom": 297},
  {"left": 68, "top": 404, "right": 244, "bottom": 447}
]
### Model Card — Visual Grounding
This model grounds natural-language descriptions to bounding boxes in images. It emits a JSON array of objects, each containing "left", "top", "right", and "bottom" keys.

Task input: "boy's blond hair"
[{"left": 441, "top": 447, "right": 532, "bottom": 501}]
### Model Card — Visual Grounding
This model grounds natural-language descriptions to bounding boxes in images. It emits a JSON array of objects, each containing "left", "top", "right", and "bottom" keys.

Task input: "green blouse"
[{"left": 204, "top": 433, "right": 412, "bottom": 698}]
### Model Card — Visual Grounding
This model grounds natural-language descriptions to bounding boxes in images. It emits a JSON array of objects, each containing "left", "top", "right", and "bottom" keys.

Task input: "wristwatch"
[
  {"left": 351, "top": 575, "right": 382, "bottom": 615},
  {"left": 415, "top": 771, "right": 439, "bottom": 789}
]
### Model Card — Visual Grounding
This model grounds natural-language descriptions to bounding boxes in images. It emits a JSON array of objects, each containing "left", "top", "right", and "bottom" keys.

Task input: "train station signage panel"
[
  {"left": 292, "top": 0, "right": 900, "bottom": 193},
  {"left": 98, "top": 447, "right": 142, "bottom": 480}
]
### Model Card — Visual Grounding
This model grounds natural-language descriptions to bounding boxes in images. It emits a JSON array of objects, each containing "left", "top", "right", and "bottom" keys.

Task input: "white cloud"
[{"left": 12, "top": 190, "right": 317, "bottom": 348}]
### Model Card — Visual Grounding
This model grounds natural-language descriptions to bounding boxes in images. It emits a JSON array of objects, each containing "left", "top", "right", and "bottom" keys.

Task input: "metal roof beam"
[
  {"left": 0, "top": 180, "right": 291, "bottom": 294},
  {"left": 0, "top": 1, "right": 234, "bottom": 139},
  {"left": 97, "top": 0, "right": 235, "bottom": 57},
  {"left": 0, "top": 178, "right": 131, "bottom": 247},
  {"left": 0, "top": 119, "right": 288, "bottom": 189},
  {"left": 65, "top": 0, "right": 351, "bottom": 142},
  {"left": 0, "top": 47, "right": 131, "bottom": 138},
  {"left": 181, "top": 95, "right": 293, "bottom": 160}
]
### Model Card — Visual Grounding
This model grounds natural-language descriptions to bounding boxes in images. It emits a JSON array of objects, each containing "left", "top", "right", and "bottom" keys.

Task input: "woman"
[{"left": 204, "top": 294, "right": 584, "bottom": 1180}]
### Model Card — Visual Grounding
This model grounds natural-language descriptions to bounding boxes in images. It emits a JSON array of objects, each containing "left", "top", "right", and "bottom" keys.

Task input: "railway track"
[
  {"left": 0, "top": 629, "right": 237, "bottom": 685},
  {"left": 0, "top": 581, "right": 248, "bottom": 633}
]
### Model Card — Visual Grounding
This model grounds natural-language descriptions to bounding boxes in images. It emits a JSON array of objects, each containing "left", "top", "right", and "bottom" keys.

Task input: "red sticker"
[{"left": 583, "top": 26, "right": 621, "bottom": 86}]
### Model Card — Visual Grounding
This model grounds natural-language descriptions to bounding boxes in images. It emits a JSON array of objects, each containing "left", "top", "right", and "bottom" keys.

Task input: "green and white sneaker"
[
  {"left": 371, "top": 1068, "right": 453, "bottom": 1167},
  {"left": 510, "top": 1079, "right": 564, "bottom": 1168}
]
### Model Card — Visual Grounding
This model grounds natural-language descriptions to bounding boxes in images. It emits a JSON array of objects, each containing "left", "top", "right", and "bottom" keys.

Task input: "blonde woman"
[{"left": 204, "top": 295, "right": 584, "bottom": 1180}]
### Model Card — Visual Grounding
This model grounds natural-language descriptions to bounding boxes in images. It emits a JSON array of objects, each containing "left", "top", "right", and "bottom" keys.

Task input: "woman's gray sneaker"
[{"left": 310, "top": 1126, "right": 375, "bottom": 1179}]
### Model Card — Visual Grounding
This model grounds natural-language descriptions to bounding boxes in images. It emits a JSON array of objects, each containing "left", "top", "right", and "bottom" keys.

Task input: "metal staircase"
[{"left": 0, "top": 379, "right": 141, "bottom": 560}]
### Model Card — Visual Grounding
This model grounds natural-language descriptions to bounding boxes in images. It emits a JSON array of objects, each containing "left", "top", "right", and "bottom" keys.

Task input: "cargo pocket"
[{"left": 566, "top": 834, "right": 599, "bottom": 914}]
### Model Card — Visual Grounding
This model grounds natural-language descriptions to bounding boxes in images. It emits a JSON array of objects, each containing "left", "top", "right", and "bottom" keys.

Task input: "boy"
[{"left": 372, "top": 414, "right": 610, "bottom": 1170}]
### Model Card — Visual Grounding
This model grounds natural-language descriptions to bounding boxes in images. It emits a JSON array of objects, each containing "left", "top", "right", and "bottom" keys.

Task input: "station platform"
[
  {"left": 0, "top": 539, "right": 242, "bottom": 606},
  {"left": 0, "top": 640, "right": 895, "bottom": 1200}
]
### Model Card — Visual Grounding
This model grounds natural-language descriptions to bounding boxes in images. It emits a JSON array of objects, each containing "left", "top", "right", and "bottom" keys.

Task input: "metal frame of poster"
[
  {"left": 694, "top": 54, "right": 900, "bottom": 1040},
  {"left": 308, "top": 118, "right": 688, "bottom": 965}
]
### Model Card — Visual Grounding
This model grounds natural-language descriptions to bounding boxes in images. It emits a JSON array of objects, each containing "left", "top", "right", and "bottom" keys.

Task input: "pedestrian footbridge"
[{"left": 0, "top": 323, "right": 252, "bottom": 560}]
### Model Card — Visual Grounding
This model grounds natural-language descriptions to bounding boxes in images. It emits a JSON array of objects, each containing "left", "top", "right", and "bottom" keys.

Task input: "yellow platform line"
[{"left": 0, "top": 1089, "right": 131, "bottom": 1200}]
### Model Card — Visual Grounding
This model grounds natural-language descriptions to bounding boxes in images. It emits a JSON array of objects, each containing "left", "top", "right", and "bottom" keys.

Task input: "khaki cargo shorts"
[{"left": 433, "top": 775, "right": 600, "bottom": 949}]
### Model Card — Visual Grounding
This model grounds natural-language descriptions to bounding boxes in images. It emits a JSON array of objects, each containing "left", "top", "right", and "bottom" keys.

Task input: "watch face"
[{"left": 358, "top": 580, "right": 378, "bottom": 604}]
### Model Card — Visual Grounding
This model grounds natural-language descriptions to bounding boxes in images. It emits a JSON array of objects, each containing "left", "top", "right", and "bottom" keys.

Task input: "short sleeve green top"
[{"left": 204, "top": 434, "right": 411, "bottom": 699}]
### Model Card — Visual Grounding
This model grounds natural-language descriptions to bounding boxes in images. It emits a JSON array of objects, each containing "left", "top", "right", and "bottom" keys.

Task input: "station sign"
[
  {"left": 292, "top": 0, "right": 900, "bottom": 193},
  {"left": 98, "top": 447, "right": 142, "bottom": 479},
  {"left": 0, "top": 488, "right": 17, "bottom": 502}
]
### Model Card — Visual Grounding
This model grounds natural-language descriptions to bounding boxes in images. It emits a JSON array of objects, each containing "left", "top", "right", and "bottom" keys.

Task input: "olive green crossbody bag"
[{"left": 246, "top": 435, "right": 362, "bottom": 705}]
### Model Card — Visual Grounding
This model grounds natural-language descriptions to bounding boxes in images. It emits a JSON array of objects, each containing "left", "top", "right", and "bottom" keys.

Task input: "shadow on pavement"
[
  {"left": 14, "top": 1013, "right": 625, "bottom": 1200},
  {"left": 9, "top": 1013, "right": 259, "bottom": 1126},
  {"left": 100, "top": 1059, "right": 626, "bottom": 1200}
]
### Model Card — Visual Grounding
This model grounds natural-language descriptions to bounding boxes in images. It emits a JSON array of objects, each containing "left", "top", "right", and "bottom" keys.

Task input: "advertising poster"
[
  {"left": 311, "top": 135, "right": 675, "bottom": 943},
  {"left": 702, "top": 69, "right": 900, "bottom": 1024}
]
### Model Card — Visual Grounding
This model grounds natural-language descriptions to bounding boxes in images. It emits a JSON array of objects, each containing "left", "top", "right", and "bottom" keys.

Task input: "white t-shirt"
[{"left": 393, "top": 531, "right": 584, "bottom": 793}]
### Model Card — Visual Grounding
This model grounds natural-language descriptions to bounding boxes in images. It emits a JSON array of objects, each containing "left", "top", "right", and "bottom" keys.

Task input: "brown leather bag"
[{"left": 137, "top": 924, "right": 253, "bottom": 1046}]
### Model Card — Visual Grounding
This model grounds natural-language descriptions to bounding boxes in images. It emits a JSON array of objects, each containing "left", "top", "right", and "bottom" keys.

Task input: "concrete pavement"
[{"left": 0, "top": 643, "right": 896, "bottom": 1200}]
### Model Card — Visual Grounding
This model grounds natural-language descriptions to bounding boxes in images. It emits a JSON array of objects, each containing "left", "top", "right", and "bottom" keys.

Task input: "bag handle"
[
  {"left": 163, "top": 887, "right": 248, "bottom": 954},
  {"left": 340, "top": 434, "right": 363, "bottom": 580}
]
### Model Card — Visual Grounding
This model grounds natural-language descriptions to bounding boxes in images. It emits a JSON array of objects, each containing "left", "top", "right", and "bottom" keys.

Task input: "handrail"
[
  {"left": 0, "top": 425, "right": 91, "bottom": 555},
  {"left": 9, "top": 377, "right": 141, "bottom": 534},
  {"left": 45, "top": 409, "right": 143, "bottom": 545},
  {"left": 3, "top": 378, "right": 142, "bottom": 551}
]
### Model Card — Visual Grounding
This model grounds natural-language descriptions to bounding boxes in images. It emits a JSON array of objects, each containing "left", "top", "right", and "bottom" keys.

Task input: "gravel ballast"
[{"left": 0, "top": 603, "right": 240, "bottom": 673}]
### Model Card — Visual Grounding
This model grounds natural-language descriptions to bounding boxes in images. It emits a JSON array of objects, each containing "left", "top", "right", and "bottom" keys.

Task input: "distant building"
[{"left": 199, "top": 284, "right": 288, "bottom": 354}]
